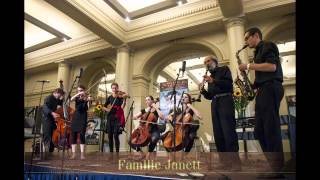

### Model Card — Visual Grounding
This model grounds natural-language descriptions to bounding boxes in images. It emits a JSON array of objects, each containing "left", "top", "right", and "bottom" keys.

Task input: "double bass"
[
  {"left": 162, "top": 108, "right": 193, "bottom": 152},
  {"left": 129, "top": 98, "right": 159, "bottom": 149},
  {"left": 52, "top": 80, "right": 75, "bottom": 150}
]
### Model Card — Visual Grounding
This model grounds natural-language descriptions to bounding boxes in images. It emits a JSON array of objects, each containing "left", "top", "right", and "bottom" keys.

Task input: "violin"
[
  {"left": 79, "top": 92, "right": 91, "bottom": 101},
  {"left": 113, "top": 91, "right": 130, "bottom": 99}
]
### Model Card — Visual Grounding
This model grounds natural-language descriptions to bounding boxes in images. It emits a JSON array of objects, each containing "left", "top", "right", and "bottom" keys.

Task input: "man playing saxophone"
[{"left": 239, "top": 27, "right": 284, "bottom": 178}]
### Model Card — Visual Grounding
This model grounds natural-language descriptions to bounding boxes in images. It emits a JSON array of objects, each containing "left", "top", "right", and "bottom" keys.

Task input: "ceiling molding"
[
  {"left": 105, "top": 0, "right": 187, "bottom": 20},
  {"left": 44, "top": 0, "right": 124, "bottom": 46},
  {"left": 244, "top": 0, "right": 294, "bottom": 14},
  {"left": 25, "top": 33, "right": 110, "bottom": 69},
  {"left": 25, "top": 37, "right": 62, "bottom": 54},
  {"left": 25, "top": 13, "right": 71, "bottom": 40}
]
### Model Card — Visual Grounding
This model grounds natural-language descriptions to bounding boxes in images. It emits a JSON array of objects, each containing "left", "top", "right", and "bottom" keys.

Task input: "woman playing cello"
[
  {"left": 131, "top": 96, "right": 164, "bottom": 160},
  {"left": 163, "top": 93, "right": 202, "bottom": 153}
]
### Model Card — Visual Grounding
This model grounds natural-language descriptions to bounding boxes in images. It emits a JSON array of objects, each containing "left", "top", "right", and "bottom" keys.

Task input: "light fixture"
[
  {"left": 177, "top": 1, "right": 183, "bottom": 6},
  {"left": 125, "top": 17, "right": 131, "bottom": 22}
]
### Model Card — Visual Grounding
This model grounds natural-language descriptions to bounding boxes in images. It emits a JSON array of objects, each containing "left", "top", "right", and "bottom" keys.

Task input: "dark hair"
[
  {"left": 77, "top": 85, "right": 86, "bottom": 90},
  {"left": 146, "top": 95, "right": 154, "bottom": 101},
  {"left": 245, "top": 27, "right": 262, "bottom": 40},
  {"left": 53, "top": 88, "right": 65, "bottom": 95},
  {"left": 111, "top": 82, "right": 119, "bottom": 88},
  {"left": 184, "top": 93, "right": 192, "bottom": 104}
]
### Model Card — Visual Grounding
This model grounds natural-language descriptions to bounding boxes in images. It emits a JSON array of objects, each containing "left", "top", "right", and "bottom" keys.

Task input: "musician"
[
  {"left": 102, "top": 82, "right": 128, "bottom": 153},
  {"left": 69, "top": 85, "right": 92, "bottom": 160},
  {"left": 132, "top": 96, "right": 164, "bottom": 160},
  {"left": 42, "top": 88, "right": 64, "bottom": 152},
  {"left": 165, "top": 93, "right": 202, "bottom": 153},
  {"left": 199, "top": 56, "right": 241, "bottom": 169},
  {"left": 239, "top": 27, "right": 284, "bottom": 176},
  {"left": 181, "top": 93, "right": 202, "bottom": 152}
]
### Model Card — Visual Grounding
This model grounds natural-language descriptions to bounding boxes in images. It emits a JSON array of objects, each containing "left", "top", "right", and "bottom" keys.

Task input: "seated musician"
[
  {"left": 165, "top": 93, "right": 202, "bottom": 153},
  {"left": 102, "top": 82, "right": 128, "bottom": 153},
  {"left": 132, "top": 96, "right": 164, "bottom": 160}
]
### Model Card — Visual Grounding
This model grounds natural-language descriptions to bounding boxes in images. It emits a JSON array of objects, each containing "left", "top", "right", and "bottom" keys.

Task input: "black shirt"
[
  {"left": 71, "top": 97, "right": 88, "bottom": 132},
  {"left": 201, "top": 66, "right": 233, "bottom": 100},
  {"left": 104, "top": 95, "right": 124, "bottom": 114},
  {"left": 253, "top": 41, "right": 283, "bottom": 86},
  {"left": 42, "top": 94, "right": 63, "bottom": 121}
]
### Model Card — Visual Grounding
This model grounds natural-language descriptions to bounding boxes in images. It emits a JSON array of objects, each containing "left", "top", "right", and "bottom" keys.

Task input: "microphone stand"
[
  {"left": 125, "top": 100, "right": 134, "bottom": 153},
  {"left": 27, "top": 81, "right": 47, "bottom": 180},
  {"left": 169, "top": 69, "right": 183, "bottom": 155},
  {"left": 60, "top": 75, "right": 79, "bottom": 177}
]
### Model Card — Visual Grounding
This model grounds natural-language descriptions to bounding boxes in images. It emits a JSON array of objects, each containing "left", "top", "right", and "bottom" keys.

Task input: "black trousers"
[
  {"left": 106, "top": 114, "right": 121, "bottom": 152},
  {"left": 183, "top": 128, "right": 197, "bottom": 152},
  {"left": 71, "top": 131, "right": 86, "bottom": 144},
  {"left": 255, "top": 81, "right": 284, "bottom": 171},
  {"left": 42, "top": 118, "right": 56, "bottom": 152},
  {"left": 137, "top": 129, "right": 160, "bottom": 152},
  {"left": 211, "top": 95, "right": 239, "bottom": 152}
]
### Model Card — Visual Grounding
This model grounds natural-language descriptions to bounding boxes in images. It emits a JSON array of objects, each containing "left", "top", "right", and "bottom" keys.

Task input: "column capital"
[
  {"left": 223, "top": 16, "right": 246, "bottom": 29},
  {"left": 55, "top": 59, "right": 70, "bottom": 66},
  {"left": 115, "top": 44, "right": 130, "bottom": 53}
]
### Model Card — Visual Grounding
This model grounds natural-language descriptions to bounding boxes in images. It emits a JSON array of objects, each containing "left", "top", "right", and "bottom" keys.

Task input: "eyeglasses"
[{"left": 78, "top": 89, "right": 84, "bottom": 92}]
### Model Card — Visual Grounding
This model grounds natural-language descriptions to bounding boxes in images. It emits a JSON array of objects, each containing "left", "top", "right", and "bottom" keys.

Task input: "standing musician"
[
  {"left": 132, "top": 96, "right": 164, "bottom": 160},
  {"left": 42, "top": 88, "right": 65, "bottom": 153},
  {"left": 239, "top": 27, "right": 284, "bottom": 177},
  {"left": 69, "top": 85, "right": 92, "bottom": 160},
  {"left": 199, "top": 56, "right": 241, "bottom": 169},
  {"left": 102, "top": 82, "right": 128, "bottom": 153},
  {"left": 164, "top": 93, "right": 202, "bottom": 153}
]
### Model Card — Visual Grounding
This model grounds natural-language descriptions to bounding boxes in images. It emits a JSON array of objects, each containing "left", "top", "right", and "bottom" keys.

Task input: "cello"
[
  {"left": 52, "top": 80, "right": 75, "bottom": 150},
  {"left": 162, "top": 108, "right": 193, "bottom": 152},
  {"left": 129, "top": 98, "right": 159, "bottom": 149}
]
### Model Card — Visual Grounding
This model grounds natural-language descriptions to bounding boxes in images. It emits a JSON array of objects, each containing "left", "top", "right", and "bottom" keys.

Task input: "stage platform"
[{"left": 24, "top": 152, "right": 295, "bottom": 179}]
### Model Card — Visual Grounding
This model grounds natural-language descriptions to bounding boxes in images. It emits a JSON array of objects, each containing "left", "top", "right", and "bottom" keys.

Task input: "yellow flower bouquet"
[
  {"left": 93, "top": 103, "right": 104, "bottom": 118},
  {"left": 233, "top": 87, "right": 249, "bottom": 118}
]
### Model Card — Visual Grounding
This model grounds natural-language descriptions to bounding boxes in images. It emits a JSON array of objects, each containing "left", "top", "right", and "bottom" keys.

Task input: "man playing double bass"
[{"left": 42, "top": 88, "right": 65, "bottom": 153}]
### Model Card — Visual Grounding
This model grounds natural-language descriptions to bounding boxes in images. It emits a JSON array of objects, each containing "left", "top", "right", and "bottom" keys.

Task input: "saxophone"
[{"left": 235, "top": 45, "right": 256, "bottom": 101}]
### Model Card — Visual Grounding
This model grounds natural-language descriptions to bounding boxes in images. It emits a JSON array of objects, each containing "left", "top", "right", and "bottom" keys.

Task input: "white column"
[
  {"left": 224, "top": 17, "right": 249, "bottom": 80},
  {"left": 224, "top": 17, "right": 255, "bottom": 117},
  {"left": 57, "top": 61, "right": 71, "bottom": 91},
  {"left": 115, "top": 45, "right": 130, "bottom": 92},
  {"left": 115, "top": 45, "right": 130, "bottom": 152}
]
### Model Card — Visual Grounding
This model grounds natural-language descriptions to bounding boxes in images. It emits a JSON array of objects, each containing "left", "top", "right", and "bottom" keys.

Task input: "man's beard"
[{"left": 208, "top": 64, "right": 216, "bottom": 71}]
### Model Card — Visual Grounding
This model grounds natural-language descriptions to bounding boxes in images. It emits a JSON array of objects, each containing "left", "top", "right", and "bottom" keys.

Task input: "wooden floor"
[{"left": 25, "top": 152, "right": 295, "bottom": 180}]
